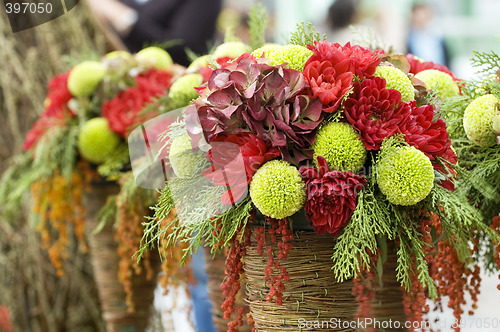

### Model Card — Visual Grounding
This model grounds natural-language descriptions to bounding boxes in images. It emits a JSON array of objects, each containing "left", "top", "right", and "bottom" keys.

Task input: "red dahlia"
[
  {"left": 300, "top": 156, "right": 367, "bottom": 237},
  {"left": 399, "top": 102, "right": 451, "bottom": 160},
  {"left": 344, "top": 77, "right": 411, "bottom": 151},
  {"left": 202, "top": 132, "right": 280, "bottom": 205}
]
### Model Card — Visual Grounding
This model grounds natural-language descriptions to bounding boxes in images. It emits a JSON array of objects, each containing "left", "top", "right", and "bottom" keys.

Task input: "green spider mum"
[{"left": 249, "top": 160, "right": 305, "bottom": 219}]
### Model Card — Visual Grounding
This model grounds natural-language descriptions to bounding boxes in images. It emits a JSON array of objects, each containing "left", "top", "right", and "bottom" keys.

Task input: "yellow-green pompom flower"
[
  {"left": 169, "top": 134, "right": 205, "bottom": 178},
  {"left": 168, "top": 73, "right": 203, "bottom": 106},
  {"left": 377, "top": 145, "right": 434, "bottom": 206},
  {"left": 212, "top": 41, "right": 252, "bottom": 59},
  {"left": 78, "top": 117, "right": 121, "bottom": 164},
  {"left": 312, "top": 122, "right": 367, "bottom": 173},
  {"left": 463, "top": 94, "right": 500, "bottom": 147},
  {"left": 252, "top": 44, "right": 313, "bottom": 71},
  {"left": 374, "top": 66, "right": 415, "bottom": 102},
  {"left": 136, "top": 47, "right": 173, "bottom": 70},
  {"left": 67, "top": 61, "right": 105, "bottom": 98},
  {"left": 188, "top": 55, "right": 211, "bottom": 71},
  {"left": 249, "top": 160, "right": 306, "bottom": 219},
  {"left": 414, "top": 69, "right": 459, "bottom": 99}
]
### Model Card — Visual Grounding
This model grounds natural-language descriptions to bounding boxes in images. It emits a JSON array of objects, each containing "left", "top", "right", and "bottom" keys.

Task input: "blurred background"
[{"left": 219, "top": 0, "right": 500, "bottom": 80}]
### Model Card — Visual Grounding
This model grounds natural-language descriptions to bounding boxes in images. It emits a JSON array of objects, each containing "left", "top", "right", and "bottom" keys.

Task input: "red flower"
[
  {"left": 300, "top": 156, "right": 367, "bottom": 237},
  {"left": 344, "top": 77, "right": 411, "bottom": 150},
  {"left": 136, "top": 68, "right": 173, "bottom": 91},
  {"left": 23, "top": 72, "right": 73, "bottom": 150},
  {"left": 399, "top": 103, "right": 451, "bottom": 160},
  {"left": 0, "top": 306, "right": 13, "bottom": 332},
  {"left": 202, "top": 132, "right": 280, "bottom": 205},
  {"left": 303, "top": 41, "right": 380, "bottom": 113},
  {"left": 102, "top": 69, "right": 172, "bottom": 138},
  {"left": 45, "top": 72, "right": 73, "bottom": 118},
  {"left": 406, "top": 53, "right": 458, "bottom": 80}
]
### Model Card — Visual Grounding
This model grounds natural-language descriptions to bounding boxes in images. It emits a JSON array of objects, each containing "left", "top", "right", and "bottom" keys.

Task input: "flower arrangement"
[
  {"left": 132, "top": 19, "right": 498, "bottom": 330},
  {"left": 0, "top": 46, "right": 195, "bottom": 312},
  {"left": 138, "top": 20, "right": 499, "bottom": 331}
]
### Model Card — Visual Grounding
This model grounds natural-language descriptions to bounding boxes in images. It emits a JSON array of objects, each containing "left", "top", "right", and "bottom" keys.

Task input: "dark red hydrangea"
[
  {"left": 202, "top": 132, "right": 280, "bottom": 205},
  {"left": 23, "top": 72, "right": 73, "bottom": 150},
  {"left": 300, "top": 156, "right": 367, "bottom": 237},
  {"left": 399, "top": 102, "right": 451, "bottom": 160},
  {"left": 344, "top": 77, "right": 412, "bottom": 151},
  {"left": 103, "top": 69, "right": 172, "bottom": 137},
  {"left": 406, "top": 53, "right": 458, "bottom": 80},
  {"left": 303, "top": 41, "right": 380, "bottom": 113},
  {"left": 185, "top": 54, "right": 323, "bottom": 165}
]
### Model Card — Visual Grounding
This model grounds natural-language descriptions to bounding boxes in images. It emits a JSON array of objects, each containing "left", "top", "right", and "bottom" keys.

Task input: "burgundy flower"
[
  {"left": 103, "top": 69, "right": 171, "bottom": 137},
  {"left": 185, "top": 54, "right": 323, "bottom": 165},
  {"left": 344, "top": 77, "right": 411, "bottom": 151},
  {"left": 300, "top": 156, "right": 367, "bottom": 237},
  {"left": 202, "top": 132, "right": 280, "bottom": 205},
  {"left": 399, "top": 102, "right": 451, "bottom": 160}
]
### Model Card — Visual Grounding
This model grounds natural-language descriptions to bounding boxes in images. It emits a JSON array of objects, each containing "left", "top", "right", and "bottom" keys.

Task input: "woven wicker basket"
[
  {"left": 84, "top": 182, "right": 160, "bottom": 332},
  {"left": 244, "top": 230, "right": 358, "bottom": 332}
]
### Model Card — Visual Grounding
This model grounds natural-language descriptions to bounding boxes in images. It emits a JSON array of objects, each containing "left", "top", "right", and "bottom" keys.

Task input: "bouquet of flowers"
[
  {"left": 0, "top": 46, "right": 193, "bottom": 312},
  {"left": 138, "top": 21, "right": 499, "bottom": 331}
]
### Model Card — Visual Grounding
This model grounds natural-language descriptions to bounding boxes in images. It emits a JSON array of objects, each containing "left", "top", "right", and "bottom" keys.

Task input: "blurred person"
[
  {"left": 88, "top": 0, "right": 222, "bottom": 66},
  {"left": 324, "top": 0, "right": 360, "bottom": 44},
  {"left": 406, "top": 2, "right": 450, "bottom": 66}
]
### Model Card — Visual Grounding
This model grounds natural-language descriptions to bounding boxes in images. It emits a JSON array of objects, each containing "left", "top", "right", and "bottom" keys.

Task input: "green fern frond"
[
  {"left": 289, "top": 22, "right": 326, "bottom": 47},
  {"left": 248, "top": 3, "right": 268, "bottom": 50}
]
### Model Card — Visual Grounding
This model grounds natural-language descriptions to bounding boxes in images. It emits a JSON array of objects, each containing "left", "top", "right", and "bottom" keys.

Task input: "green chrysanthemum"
[
  {"left": 414, "top": 69, "right": 459, "bottom": 99},
  {"left": 67, "top": 61, "right": 106, "bottom": 98},
  {"left": 169, "top": 134, "right": 205, "bottom": 178},
  {"left": 212, "top": 41, "right": 252, "bottom": 59},
  {"left": 312, "top": 122, "right": 367, "bottom": 173},
  {"left": 377, "top": 145, "right": 434, "bottom": 206},
  {"left": 374, "top": 66, "right": 415, "bottom": 102},
  {"left": 168, "top": 73, "right": 203, "bottom": 106},
  {"left": 252, "top": 44, "right": 313, "bottom": 71},
  {"left": 136, "top": 46, "right": 173, "bottom": 70},
  {"left": 78, "top": 117, "right": 121, "bottom": 164},
  {"left": 463, "top": 94, "right": 500, "bottom": 147},
  {"left": 249, "top": 160, "right": 305, "bottom": 219}
]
